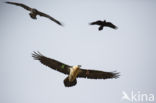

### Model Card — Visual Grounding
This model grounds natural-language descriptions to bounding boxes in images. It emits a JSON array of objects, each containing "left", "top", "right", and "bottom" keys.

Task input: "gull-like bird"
[
  {"left": 90, "top": 20, "right": 117, "bottom": 31},
  {"left": 5, "top": 1, "right": 63, "bottom": 26},
  {"left": 32, "top": 52, "right": 120, "bottom": 87}
]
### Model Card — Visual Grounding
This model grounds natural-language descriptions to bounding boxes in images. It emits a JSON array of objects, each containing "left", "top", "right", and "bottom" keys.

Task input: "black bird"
[
  {"left": 5, "top": 1, "right": 63, "bottom": 26},
  {"left": 32, "top": 51, "right": 120, "bottom": 87},
  {"left": 90, "top": 20, "right": 117, "bottom": 31}
]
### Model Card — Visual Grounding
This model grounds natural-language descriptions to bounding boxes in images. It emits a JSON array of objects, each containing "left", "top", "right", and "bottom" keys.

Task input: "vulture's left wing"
[
  {"left": 37, "top": 11, "right": 63, "bottom": 26},
  {"left": 78, "top": 68, "right": 119, "bottom": 79},
  {"left": 32, "top": 52, "right": 70, "bottom": 75}
]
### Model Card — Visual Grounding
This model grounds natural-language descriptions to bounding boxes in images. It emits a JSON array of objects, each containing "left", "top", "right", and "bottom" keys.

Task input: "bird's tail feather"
[
  {"left": 99, "top": 25, "right": 104, "bottom": 31},
  {"left": 64, "top": 77, "right": 77, "bottom": 87}
]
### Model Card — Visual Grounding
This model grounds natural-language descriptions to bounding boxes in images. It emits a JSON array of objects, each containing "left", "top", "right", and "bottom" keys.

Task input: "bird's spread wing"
[
  {"left": 90, "top": 20, "right": 102, "bottom": 25},
  {"left": 5, "top": 1, "right": 31, "bottom": 11},
  {"left": 107, "top": 22, "right": 118, "bottom": 29},
  {"left": 37, "top": 11, "right": 63, "bottom": 26},
  {"left": 78, "top": 68, "right": 119, "bottom": 79},
  {"left": 32, "top": 52, "right": 70, "bottom": 75}
]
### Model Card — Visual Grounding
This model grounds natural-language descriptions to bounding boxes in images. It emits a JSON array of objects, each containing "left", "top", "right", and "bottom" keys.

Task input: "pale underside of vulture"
[
  {"left": 32, "top": 52, "right": 120, "bottom": 87},
  {"left": 5, "top": 1, "right": 63, "bottom": 26}
]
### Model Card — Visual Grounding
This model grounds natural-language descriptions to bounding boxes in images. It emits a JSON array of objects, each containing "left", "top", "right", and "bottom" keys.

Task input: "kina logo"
[{"left": 121, "top": 91, "right": 154, "bottom": 102}]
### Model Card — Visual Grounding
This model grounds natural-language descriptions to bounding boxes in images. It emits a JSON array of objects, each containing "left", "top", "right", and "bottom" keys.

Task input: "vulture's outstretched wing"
[
  {"left": 90, "top": 20, "right": 102, "bottom": 25},
  {"left": 37, "top": 11, "right": 63, "bottom": 26},
  {"left": 5, "top": 1, "right": 31, "bottom": 11},
  {"left": 32, "top": 52, "right": 70, "bottom": 74},
  {"left": 78, "top": 68, "right": 119, "bottom": 79},
  {"left": 106, "top": 22, "right": 118, "bottom": 29}
]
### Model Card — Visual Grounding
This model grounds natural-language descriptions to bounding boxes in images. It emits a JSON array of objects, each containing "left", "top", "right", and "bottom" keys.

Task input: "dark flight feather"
[
  {"left": 90, "top": 20, "right": 103, "bottom": 25},
  {"left": 32, "top": 52, "right": 70, "bottom": 75},
  {"left": 37, "top": 11, "right": 63, "bottom": 26},
  {"left": 5, "top": 1, "right": 31, "bottom": 11},
  {"left": 78, "top": 69, "right": 119, "bottom": 79},
  {"left": 106, "top": 22, "right": 117, "bottom": 29}
]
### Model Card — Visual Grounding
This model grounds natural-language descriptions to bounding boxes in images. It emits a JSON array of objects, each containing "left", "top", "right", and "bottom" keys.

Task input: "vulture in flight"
[
  {"left": 32, "top": 52, "right": 120, "bottom": 87},
  {"left": 90, "top": 20, "right": 118, "bottom": 31},
  {"left": 5, "top": 1, "right": 63, "bottom": 26}
]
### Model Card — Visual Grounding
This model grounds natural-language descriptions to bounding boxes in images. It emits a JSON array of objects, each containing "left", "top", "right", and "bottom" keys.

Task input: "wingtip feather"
[
  {"left": 112, "top": 71, "right": 120, "bottom": 79},
  {"left": 5, "top": 1, "right": 10, "bottom": 4},
  {"left": 32, "top": 51, "right": 43, "bottom": 60}
]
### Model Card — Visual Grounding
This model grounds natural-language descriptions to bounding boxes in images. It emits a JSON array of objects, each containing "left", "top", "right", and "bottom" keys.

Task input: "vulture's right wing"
[{"left": 32, "top": 52, "right": 71, "bottom": 75}]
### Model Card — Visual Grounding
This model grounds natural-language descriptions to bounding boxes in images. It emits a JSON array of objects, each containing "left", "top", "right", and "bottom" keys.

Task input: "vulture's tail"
[{"left": 64, "top": 77, "right": 77, "bottom": 87}]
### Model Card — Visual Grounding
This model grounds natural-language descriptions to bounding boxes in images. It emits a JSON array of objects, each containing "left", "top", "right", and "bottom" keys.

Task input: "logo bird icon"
[{"left": 122, "top": 91, "right": 131, "bottom": 101}]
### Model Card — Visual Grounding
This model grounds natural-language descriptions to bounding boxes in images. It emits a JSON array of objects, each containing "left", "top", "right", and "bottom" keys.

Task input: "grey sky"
[{"left": 0, "top": 0, "right": 156, "bottom": 103}]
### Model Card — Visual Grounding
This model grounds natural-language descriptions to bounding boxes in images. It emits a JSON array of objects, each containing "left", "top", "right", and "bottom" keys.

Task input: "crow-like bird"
[
  {"left": 32, "top": 52, "right": 120, "bottom": 87},
  {"left": 5, "top": 1, "right": 63, "bottom": 26},
  {"left": 90, "top": 20, "right": 117, "bottom": 31}
]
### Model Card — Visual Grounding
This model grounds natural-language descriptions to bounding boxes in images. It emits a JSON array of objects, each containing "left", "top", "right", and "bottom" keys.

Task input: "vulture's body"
[
  {"left": 5, "top": 1, "right": 63, "bottom": 26},
  {"left": 90, "top": 20, "right": 118, "bottom": 30},
  {"left": 32, "top": 52, "right": 119, "bottom": 87}
]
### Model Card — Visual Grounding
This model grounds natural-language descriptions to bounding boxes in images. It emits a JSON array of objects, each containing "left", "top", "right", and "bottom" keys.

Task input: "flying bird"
[
  {"left": 5, "top": 1, "right": 63, "bottom": 26},
  {"left": 32, "top": 52, "right": 120, "bottom": 87},
  {"left": 90, "top": 20, "right": 117, "bottom": 31}
]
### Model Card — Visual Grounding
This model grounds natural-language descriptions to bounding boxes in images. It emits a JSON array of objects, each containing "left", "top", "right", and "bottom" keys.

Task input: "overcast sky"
[{"left": 0, "top": 0, "right": 156, "bottom": 103}]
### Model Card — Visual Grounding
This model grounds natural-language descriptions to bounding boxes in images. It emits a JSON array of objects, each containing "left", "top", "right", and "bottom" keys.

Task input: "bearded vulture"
[
  {"left": 32, "top": 52, "right": 120, "bottom": 87},
  {"left": 5, "top": 1, "right": 63, "bottom": 26},
  {"left": 90, "top": 20, "right": 118, "bottom": 30}
]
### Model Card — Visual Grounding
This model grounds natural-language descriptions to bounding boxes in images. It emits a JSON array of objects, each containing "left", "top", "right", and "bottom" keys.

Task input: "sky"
[{"left": 0, "top": 0, "right": 156, "bottom": 103}]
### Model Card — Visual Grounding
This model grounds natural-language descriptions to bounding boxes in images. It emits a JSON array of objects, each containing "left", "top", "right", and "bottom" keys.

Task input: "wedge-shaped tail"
[{"left": 64, "top": 77, "right": 77, "bottom": 87}]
